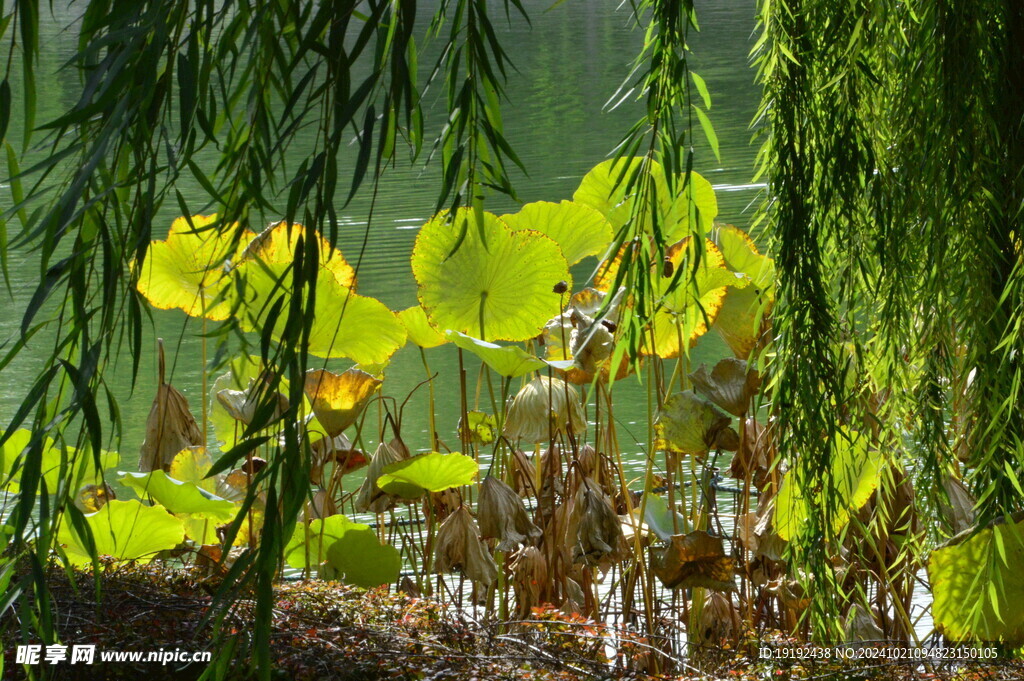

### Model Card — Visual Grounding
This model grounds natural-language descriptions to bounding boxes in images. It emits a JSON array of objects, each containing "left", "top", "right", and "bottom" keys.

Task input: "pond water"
[{"left": 0, "top": 0, "right": 763, "bottom": 478}]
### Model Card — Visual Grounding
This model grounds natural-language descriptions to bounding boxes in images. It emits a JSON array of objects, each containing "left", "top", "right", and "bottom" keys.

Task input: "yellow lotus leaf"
[
  {"left": 303, "top": 368, "right": 382, "bottom": 437},
  {"left": 241, "top": 220, "right": 356, "bottom": 289},
  {"left": 236, "top": 262, "right": 406, "bottom": 364},
  {"left": 136, "top": 214, "right": 252, "bottom": 320}
]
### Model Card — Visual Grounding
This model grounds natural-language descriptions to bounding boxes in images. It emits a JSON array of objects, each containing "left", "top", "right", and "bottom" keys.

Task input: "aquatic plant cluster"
[{"left": 1, "top": 154, "right": 1006, "bottom": 675}]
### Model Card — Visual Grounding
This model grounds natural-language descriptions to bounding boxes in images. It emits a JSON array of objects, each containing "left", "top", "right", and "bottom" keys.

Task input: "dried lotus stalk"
[
  {"left": 478, "top": 477, "right": 541, "bottom": 552},
  {"left": 434, "top": 506, "right": 497, "bottom": 587},
  {"left": 140, "top": 340, "right": 203, "bottom": 472}
]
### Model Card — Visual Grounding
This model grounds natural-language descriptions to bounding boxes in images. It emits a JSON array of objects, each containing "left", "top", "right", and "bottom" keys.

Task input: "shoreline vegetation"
[
  {"left": 2, "top": 0, "right": 1023, "bottom": 679},
  {"left": 4, "top": 562, "right": 1021, "bottom": 681}
]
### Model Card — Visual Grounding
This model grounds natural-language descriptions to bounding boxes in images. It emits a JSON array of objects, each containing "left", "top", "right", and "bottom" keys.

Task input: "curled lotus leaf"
[
  {"left": 303, "top": 368, "right": 381, "bottom": 437},
  {"left": 504, "top": 376, "right": 586, "bottom": 443},
  {"left": 688, "top": 358, "right": 761, "bottom": 416},
  {"left": 573, "top": 157, "right": 717, "bottom": 240},
  {"left": 136, "top": 214, "right": 252, "bottom": 320},
  {"left": 209, "top": 355, "right": 290, "bottom": 448},
  {"left": 434, "top": 506, "right": 497, "bottom": 587},
  {"left": 928, "top": 513, "right": 1024, "bottom": 644},
  {"left": 411, "top": 209, "right": 571, "bottom": 342},
  {"left": 652, "top": 530, "right": 736, "bottom": 592},
  {"left": 478, "top": 476, "right": 541, "bottom": 552},
  {"left": 377, "top": 451, "right": 478, "bottom": 498},
  {"left": 216, "top": 378, "right": 289, "bottom": 427},
  {"left": 284, "top": 514, "right": 353, "bottom": 569},
  {"left": 236, "top": 263, "right": 405, "bottom": 365},
  {"left": 500, "top": 200, "right": 614, "bottom": 266},
  {"left": 240, "top": 220, "right": 356, "bottom": 289},
  {"left": 655, "top": 390, "right": 732, "bottom": 455},
  {"left": 356, "top": 439, "right": 409, "bottom": 513},
  {"left": 711, "top": 225, "right": 775, "bottom": 359},
  {"left": 398, "top": 305, "right": 448, "bottom": 348},
  {"left": 58, "top": 499, "right": 186, "bottom": 566}
]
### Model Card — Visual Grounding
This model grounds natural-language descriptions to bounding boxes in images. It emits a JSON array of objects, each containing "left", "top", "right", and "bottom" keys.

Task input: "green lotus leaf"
[
  {"left": 58, "top": 499, "right": 186, "bottom": 566},
  {"left": 236, "top": 262, "right": 406, "bottom": 365},
  {"left": 1, "top": 429, "right": 119, "bottom": 495},
  {"left": 325, "top": 518, "right": 402, "bottom": 588},
  {"left": 136, "top": 214, "right": 251, "bottom": 320},
  {"left": 240, "top": 220, "right": 356, "bottom": 289},
  {"left": 167, "top": 447, "right": 217, "bottom": 494},
  {"left": 500, "top": 200, "right": 614, "bottom": 265},
  {"left": 398, "top": 305, "right": 448, "bottom": 348},
  {"left": 773, "top": 429, "right": 883, "bottom": 541},
  {"left": 447, "top": 330, "right": 548, "bottom": 377},
  {"left": 377, "top": 451, "right": 478, "bottom": 498},
  {"left": 118, "top": 470, "right": 237, "bottom": 522},
  {"left": 411, "top": 209, "right": 571, "bottom": 342},
  {"left": 928, "top": 514, "right": 1024, "bottom": 644},
  {"left": 284, "top": 514, "right": 360, "bottom": 570},
  {"left": 573, "top": 158, "right": 717, "bottom": 241},
  {"left": 655, "top": 391, "right": 732, "bottom": 455},
  {"left": 643, "top": 493, "right": 691, "bottom": 541}
]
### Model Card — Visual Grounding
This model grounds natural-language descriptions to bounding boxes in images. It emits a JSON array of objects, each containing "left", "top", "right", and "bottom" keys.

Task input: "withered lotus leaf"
[
  {"left": 478, "top": 476, "right": 541, "bottom": 552},
  {"left": 688, "top": 358, "right": 761, "bottom": 417},
  {"left": 572, "top": 483, "right": 628, "bottom": 567},
  {"left": 655, "top": 390, "right": 732, "bottom": 456},
  {"left": 651, "top": 530, "right": 736, "bottom": 592},
  {"left": 510, "top": 546, "right": 548, "bottom": 618},
  {"left": 504, "top": 376, "right": 586, "bottom": 443},
  {"left": 304, "top": 368, "right": 382, "bottom": 437},
  {"left": 140, "top": 341, "right": 203, "bottom": 473},
  {"left": 434, "top": 506, "right": 498, "bottom": 587}
]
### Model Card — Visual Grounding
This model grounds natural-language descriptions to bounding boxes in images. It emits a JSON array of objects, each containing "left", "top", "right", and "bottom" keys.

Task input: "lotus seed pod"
[
  {"left": 434, "top": 506, "right": 498, "bottom": 587},
  {"left": 504, "top": 376, "right": 586, "bottom": 443},
  {"left": 478, "top": 477, "right": 542, "bottom": 552}
]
